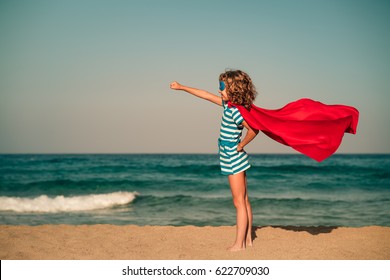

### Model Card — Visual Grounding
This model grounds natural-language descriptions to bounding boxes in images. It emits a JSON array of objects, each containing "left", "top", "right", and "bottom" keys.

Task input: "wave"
[
  {"left": 0, "top": 191, "right": 138, "bottom": 213},
  {"left": 134, "top": 192, "right": 390, "bottom": 208}
]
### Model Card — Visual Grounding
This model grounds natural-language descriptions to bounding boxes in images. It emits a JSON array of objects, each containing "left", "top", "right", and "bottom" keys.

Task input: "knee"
[{"left": 232, "top": 197, "right": 246, "bottom": 209}]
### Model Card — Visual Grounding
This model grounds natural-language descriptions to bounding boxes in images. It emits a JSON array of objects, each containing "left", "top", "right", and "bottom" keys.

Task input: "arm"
[
  {"left": 237, "top": 120, "right": 259, "bottom": 151},
  {"left": 170, "top": 81, "right": 222, "bottom": 106}
]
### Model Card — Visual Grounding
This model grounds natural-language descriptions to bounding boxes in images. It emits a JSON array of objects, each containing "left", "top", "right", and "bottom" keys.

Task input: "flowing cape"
[{"left": 229, "top": 98, "right": 359, "bottom": 162}]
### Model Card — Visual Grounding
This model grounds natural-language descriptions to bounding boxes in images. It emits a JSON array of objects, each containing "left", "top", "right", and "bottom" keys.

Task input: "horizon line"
[{"left": 0, "top": 152, "right": 389, "bottom": 156}]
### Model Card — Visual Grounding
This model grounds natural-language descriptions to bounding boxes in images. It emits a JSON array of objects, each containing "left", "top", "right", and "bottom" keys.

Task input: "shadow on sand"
[{"left": 252, "top": 225, "right": 339, "bottom": 241}]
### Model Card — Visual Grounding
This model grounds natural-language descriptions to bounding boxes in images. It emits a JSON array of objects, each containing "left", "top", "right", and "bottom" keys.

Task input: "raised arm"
[{"left": 170, "top": 81, "right": 222, "bottom": 106}]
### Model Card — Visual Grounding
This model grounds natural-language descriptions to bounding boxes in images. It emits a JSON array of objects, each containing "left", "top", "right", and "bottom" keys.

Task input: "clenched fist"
[{"left": 170, "top": 81, "right": 182, "bottom": 90}]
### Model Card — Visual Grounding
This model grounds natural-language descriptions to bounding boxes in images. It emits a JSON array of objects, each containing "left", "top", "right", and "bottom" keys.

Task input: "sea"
[{"left": 0, "top": 154, "right": 389, "bottom": 227}]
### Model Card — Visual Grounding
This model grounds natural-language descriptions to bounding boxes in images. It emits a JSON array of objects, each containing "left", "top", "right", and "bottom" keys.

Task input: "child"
[
  {"left": 170, "top": 70, "right": 259, "bottom": 251},
  {"left": 170, "top": 69, "right": 359, "bottom": 251}
]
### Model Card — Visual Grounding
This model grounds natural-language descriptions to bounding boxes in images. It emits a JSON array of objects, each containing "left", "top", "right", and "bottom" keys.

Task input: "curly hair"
[{"left": 219, "top": 70, "right": 257, "bottom": 110}]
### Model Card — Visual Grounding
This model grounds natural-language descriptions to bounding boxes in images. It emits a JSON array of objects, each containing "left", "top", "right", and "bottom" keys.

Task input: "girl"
[{"left": 170, "top": 70, "right": 259, "bottom": 251}]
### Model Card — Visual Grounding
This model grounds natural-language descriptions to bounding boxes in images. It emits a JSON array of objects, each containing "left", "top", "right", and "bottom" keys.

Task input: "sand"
[{"left": 0, "top": 225, "right": 389, "bottom": 260}]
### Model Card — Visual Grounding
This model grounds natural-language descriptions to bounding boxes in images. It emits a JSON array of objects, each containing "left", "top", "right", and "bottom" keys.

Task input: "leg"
[
  {"left": 245, "top": 194, "right": 253, "bottom": 246},
  {"left": 228, "top": 171, "right": 248, "bottom": 251},
  {"left": 244, "top": 173, "right": 253, "bottom": 246}
]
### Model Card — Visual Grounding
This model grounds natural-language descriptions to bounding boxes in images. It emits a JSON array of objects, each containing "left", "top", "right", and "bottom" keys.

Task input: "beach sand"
[{"left": 0, "top": 225, "right": 389, "bottom": 260}]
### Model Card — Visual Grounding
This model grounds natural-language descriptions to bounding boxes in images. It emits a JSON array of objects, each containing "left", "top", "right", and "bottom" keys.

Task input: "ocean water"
[{"left": 0, "top": 154, "right": 389, "bottom": 227}]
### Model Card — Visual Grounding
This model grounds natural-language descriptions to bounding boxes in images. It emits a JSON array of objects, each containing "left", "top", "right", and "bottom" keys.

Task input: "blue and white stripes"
[
  {"left": 219, "top": 107, "right": 244, "bottom": 141},
  {"left": 218, "top": 101, "right": 251, "bottom": 175}
]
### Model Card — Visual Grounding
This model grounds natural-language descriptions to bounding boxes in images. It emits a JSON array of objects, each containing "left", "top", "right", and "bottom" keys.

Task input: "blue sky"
[{"left": 0, "top": 0, "right": 389, "bottom": 154}]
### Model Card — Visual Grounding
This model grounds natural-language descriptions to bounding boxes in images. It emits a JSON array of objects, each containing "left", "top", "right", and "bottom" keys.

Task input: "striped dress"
[{"left": 218, "top": 101, "right": 251, "bottom": 175}]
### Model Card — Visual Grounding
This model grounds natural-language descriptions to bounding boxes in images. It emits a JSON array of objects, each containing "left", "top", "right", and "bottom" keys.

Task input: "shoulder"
[
  {"left": 224, "top": 107, "right": 242, "bottom": 121},
  {"left": 229, "top": 106, "right": 241, "bottom": 115}
]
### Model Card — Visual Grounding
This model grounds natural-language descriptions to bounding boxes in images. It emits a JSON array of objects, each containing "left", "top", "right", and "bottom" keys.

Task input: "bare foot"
[{"left": 227, "top": 244, "right": 245, "bottom": 252}]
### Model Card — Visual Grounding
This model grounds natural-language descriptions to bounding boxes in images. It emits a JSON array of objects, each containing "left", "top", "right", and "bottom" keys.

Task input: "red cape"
[{"left": 229, "top": 98, "right": 359, "bottom": 162}]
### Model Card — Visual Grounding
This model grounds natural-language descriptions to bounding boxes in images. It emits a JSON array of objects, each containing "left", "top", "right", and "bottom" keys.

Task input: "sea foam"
[{"left": 0, "top": 191, "right": 138, "bottom": 213}]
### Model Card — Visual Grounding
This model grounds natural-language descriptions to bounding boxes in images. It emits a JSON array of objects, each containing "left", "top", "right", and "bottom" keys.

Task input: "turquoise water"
[{"left": 0, "top": 154, "right": 389, "bottom": 226}]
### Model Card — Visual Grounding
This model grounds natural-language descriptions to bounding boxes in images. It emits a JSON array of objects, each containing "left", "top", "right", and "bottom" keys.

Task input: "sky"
[{"left": 0, "top": 0, "right": 389, "bottom": 154}]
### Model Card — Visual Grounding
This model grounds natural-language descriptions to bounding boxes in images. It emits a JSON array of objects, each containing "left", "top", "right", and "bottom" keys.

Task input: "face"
[{"left": 218, "top": 81, "right": 229, "bottom": 101}]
